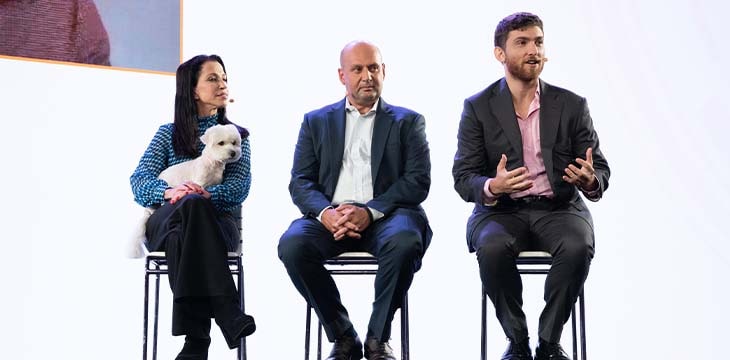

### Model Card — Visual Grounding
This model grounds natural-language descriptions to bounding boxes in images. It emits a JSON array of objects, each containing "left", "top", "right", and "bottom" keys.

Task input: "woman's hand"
[{"left": 164, "top": 182, "right": 211, "bottom": 204}]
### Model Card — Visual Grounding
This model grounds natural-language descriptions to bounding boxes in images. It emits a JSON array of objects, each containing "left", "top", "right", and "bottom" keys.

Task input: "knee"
[
  {"left": 277, "top": 230, "right": 311, "bottom": 267},
  {"left": 383, "top": 229, "right": 423, "bottom": 260},
  {"left": 555, "top": 234, "right": 594, "bottom": 267},
  {"left": 474, "top": 235, "right": 513, "bottom": 265},
  {"left": 176, "top": 193, "right": 212, "bottom": 211}
]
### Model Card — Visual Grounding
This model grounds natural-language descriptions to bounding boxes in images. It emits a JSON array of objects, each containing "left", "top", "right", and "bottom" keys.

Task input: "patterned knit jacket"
[{"left": 130, "top": 114, "right": 251, "bottom": 213}]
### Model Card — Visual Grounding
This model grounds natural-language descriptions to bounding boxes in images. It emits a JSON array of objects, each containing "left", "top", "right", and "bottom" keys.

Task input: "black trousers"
[
  {"left": 470, "top": 201, "right": 594, "bottom": 343},
  {"left": 278, "top": 208, "right": 431, "bottom": 343},
  {"left": 145, "top": 194, "right": 240, "bottom": 338}
]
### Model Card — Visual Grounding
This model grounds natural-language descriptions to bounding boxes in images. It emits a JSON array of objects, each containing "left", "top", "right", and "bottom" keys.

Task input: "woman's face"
[{"left": 194, "top": 60, "right": 228, "bottom": 116}]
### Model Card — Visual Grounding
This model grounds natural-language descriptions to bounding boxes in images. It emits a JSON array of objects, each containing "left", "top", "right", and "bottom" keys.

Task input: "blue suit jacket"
[{"left": 289, "top": 98, "right": 431, "bottom": 221}]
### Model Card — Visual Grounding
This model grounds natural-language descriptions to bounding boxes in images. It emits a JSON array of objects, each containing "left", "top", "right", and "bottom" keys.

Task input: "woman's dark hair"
[
  {"left": 494, "top": 12, "right": 543, "bottom": 48},
  {"left": 172, "top": 54, "right": 249, "bottom": 157}
]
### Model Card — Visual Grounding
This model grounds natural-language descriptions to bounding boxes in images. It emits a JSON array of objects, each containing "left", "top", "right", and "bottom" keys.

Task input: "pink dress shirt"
[{"left": 485, "top": 87, "right": 554, "bottom": 201}]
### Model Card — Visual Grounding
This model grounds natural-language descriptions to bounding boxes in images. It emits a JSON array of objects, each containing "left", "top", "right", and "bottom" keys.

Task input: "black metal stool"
[
  {"left": 143, "top": 251, "right": 247, "bottom": 360},
  {"left": 304, "top": 252, "right": 410, "bottom": 360},
  {"left": 481, "top": 251, "right": 587, "bottom": 360}
]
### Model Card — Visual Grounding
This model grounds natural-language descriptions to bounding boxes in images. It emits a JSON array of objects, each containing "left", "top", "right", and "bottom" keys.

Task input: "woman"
[{"left": 130, "top": 54, "right": 255, "bottom": 359}]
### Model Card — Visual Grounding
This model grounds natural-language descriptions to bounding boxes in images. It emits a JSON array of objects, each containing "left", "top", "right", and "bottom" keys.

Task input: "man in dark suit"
[
  {"left": 452, "top": 13, "right": 610, "bottom": 360},
  {"left": 279, "top": 40, "right": 432, "bottom": 360}
]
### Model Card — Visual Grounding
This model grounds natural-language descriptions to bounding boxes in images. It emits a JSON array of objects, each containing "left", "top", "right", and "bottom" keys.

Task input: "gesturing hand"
[
  {"left": 562, "top": 148, "right": 598, "bottom": 191},
  {"left": 487, "top": 154, "right": 534, "bottom": 195}
]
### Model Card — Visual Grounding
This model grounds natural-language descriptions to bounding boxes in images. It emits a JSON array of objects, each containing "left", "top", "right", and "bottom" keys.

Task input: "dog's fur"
[{"left": 127, "top": 124, "right": 242, "bottom": 258}]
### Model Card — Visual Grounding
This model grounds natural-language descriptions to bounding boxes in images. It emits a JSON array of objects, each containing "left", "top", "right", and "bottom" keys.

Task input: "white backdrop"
[{"left": 3, "top": 0, "right": 729, "bottom": 359}]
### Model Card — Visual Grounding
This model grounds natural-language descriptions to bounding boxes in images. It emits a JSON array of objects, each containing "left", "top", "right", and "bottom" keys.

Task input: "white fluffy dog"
[{"left": 128, "top": 124, "right": 242, "bottom": 258}]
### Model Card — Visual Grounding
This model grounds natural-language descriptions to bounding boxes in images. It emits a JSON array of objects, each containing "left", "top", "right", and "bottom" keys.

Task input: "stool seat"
[
  {"left": 517, "top": 251, "right": 551, "bottom": 258},
  {"left": 147, "top": 251, "right": 240, "bottom": 258}
]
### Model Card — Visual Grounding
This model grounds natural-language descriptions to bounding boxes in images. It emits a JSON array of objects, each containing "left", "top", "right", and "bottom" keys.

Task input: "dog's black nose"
[{"left": 230, "top": 151, "right": 236, "bottom": 158}]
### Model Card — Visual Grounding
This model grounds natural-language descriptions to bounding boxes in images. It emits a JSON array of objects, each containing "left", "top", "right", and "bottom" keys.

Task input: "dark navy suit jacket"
[{"left": 289, "top": 98, "right": 431, "bottom": 223}]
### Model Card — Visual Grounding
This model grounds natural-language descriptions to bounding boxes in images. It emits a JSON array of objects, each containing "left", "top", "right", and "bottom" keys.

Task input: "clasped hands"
[
  {"left": 487, "top": 148, "right": 597, "bottom": 195},
  {"left": 164, "top": 181, "right": 211, "bottom": 204},
  {"left": 321, "top": 204, "right": 372, "bottom": 241}
]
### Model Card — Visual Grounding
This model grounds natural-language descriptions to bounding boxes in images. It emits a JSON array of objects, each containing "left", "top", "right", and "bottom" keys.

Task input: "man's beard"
[{"left": 507, "top": 59, "right": 542, "bottom": 82}]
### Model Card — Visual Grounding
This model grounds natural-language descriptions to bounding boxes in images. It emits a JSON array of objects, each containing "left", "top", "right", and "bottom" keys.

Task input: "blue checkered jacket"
[{"left": 130, "top": 114, "right": 251, "bottom": 213}]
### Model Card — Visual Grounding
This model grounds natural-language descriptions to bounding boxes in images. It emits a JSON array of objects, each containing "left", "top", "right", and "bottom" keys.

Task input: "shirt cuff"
[
  {"left": 482, "top": 178, "right": 499, "bottom": 206},
  {"left": 317, "top": 206, "right": 334, "bottom": 222},
  {"left": 580, "top": 175, "right": 601, "bottom": 201},
  {"left": 368, "top": 207, "right": 384, "bottom": 221}
]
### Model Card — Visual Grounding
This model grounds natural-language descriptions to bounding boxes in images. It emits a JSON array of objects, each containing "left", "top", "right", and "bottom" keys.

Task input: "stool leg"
[
  {"left": 304, "top": 304, "right": 311, "bottom": 360},
  {"left": 571, "top": 304, "right": 578, "bottom": 360},
  {"left": 317, "top": 320, "right": 323, "bottom": 360},
  {"left": 143, "top": 268, "right": 150, "bottom": 360},
  {"left": 152, "top": 268, "right": 161, "bottom": 360},
  {"left": 401, "top": 293, "right": 410, "bottom": 360},
  {"left": 237, "top": 257, "right": 246, "bottom": 360},
  {"left": 481, "top": 285, "right": 487, "bottom": 360},
  {"left": 579, "top": 292, "right": 587, "bottom": 360}
]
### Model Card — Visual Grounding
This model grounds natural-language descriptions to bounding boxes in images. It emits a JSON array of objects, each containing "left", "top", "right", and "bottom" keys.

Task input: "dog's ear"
[{"left": 200, "top": 131, "right": 208, "bottom": 145}]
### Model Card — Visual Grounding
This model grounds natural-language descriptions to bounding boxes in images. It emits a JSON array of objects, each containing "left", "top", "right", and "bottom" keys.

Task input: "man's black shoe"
[
  {"left": 326, "top": 335, "right": 363, "bottom": 360},
  {"left": 364, "top": 336, "right": 396, "bottom": 360},
  {"left": 501, "top": 338, "right": 532, "bottom": 360},
  {"left": 534, "top": 340, "right": 570, "bottom": 360}
]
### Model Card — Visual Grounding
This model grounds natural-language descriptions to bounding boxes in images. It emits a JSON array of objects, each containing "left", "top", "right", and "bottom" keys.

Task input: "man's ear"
[
  {"left": 338, "top": 68, "right": 346, "bottom": 85},
  {"left": 494, "top": 46, "right": 506, "bottom": 64}
]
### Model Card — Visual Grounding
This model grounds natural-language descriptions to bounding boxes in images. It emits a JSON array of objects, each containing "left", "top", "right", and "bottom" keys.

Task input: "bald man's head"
[
  {"left": 338, "top": 40, "right": 386, "bottom": 114},
  {"left": 339, "top": 41, "right": 382, "bottom": 68}
]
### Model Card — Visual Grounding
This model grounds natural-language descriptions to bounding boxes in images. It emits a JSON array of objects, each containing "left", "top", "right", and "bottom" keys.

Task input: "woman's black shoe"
[
  {"left": 175, "top": 335, "right": 211, "bottom": 360},
  {"left": 216, "top": 313, "right": 256, "bottom": 349}
]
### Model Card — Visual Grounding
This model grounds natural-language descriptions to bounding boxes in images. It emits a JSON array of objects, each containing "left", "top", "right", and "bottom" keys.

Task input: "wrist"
[
  {"left": 485, "top": 178, "right": 501, "bottom": 196},
  {"left": 364, "top": 207, "right": 374, "bottom": 225},
  {"left": 317, "top": 206, "right": 334, "bottom": 222},
  {"left": 582, "top": 176, "right": 599, "bottom": 191}
]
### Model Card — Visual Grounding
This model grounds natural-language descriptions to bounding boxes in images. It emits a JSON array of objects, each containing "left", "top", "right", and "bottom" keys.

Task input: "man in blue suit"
[
  {"left": 452, "top": 13, "right": 610, "bottom": 360},
  {"left": 279, "top": 41, "right": 432, "bottom": 360}
]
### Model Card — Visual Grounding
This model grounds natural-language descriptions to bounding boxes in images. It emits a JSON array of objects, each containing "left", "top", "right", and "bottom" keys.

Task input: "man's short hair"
[{"left": 494, "top": 12, "right": 543, "bottom": 48}]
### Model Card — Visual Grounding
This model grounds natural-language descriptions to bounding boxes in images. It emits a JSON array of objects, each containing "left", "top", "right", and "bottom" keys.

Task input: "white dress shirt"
[{"left": 318, "top": 100, "right": 384, "bottom": 221}]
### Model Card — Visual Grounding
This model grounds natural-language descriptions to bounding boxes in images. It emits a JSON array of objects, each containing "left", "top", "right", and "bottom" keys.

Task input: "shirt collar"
[
  {"left": 345, "top": 98, "right": 379, "bottom": 116},
  {"left": 514, "top": 85, "right": 541, "bottom": 120}
]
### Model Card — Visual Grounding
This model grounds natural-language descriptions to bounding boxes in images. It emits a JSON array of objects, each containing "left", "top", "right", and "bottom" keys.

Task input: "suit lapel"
[
  {"left": 327, "top": 99, "right": 347, "bottom": 185},
  {"left": 371, "top": 99, "right": 393, "bottom": 183},
  {"left": 490, "top": 79, "right": 523, "bottom": 160},
  {"left": 539, "top": 80, "right": 562, "bottom": 187}
]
